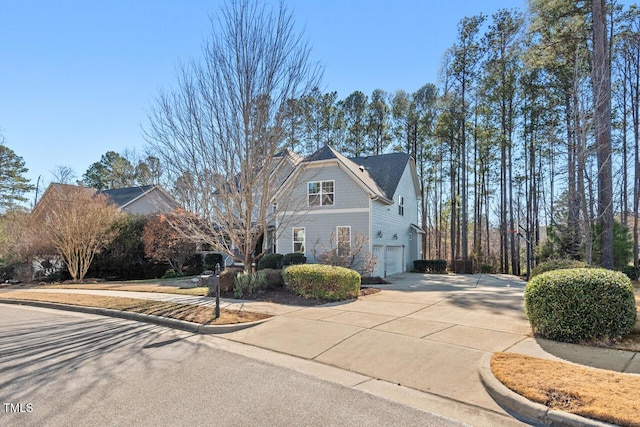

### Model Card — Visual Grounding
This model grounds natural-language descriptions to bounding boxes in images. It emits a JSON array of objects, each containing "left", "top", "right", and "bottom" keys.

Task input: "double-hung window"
[
  {"left": 398, "top": 196, "right": 404, "bottom": 216},
  {"left": 308, "top": 180, "right": 334, "bottom": 206},
  {"left": 337, "top": 226, "right": 351, "bottom": 257},
  {"left": 293, "top": 227, "right": 305, "bottom": 254}
]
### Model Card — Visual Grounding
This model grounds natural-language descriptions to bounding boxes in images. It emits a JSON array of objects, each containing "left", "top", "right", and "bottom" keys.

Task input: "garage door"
[
  {"left": 372, "top": 245, "right": 383, "bottom": 277},
  {"left": 385, "top": 246, "right": 403, "bottom": 276}
]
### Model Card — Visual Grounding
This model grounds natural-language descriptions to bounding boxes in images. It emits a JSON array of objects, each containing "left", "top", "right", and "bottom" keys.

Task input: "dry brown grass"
[
  {"left": 491, "top": 352, "right": 640, "bottom": 426},
  {"left": 38, "top": 283, "right": 209, "bottom": 296},
  {"left": 0, "top": 291, "right": 269, "bottom": 325}
]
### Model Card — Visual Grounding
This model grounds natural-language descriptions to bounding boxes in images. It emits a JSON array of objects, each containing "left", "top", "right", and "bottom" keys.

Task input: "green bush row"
[
  {"left": 530, "top": 258, "right": 591, "bottom": 278},
  {"left": 413, "top": 259, "right": 447, "bottom": 273},
  {"left": 215, "top": 268, "right": 283, "bottom": 297},
  {"left": 257, "top": 253, "right": 307, "bottom": 270},
  {"left": 621, "top": 266, "right": 640, "bottom": 281},
  {"left": 283, "top": 264, "right": 360, "bottom": 301},
  {"left": 524, "top": 268, "right": 637, "bottom": 343}
]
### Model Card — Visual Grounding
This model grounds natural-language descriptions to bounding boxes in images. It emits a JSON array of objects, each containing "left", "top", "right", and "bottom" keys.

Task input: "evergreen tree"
[{"left": 0, "top": 139, "right": 34, "bottom": 212}]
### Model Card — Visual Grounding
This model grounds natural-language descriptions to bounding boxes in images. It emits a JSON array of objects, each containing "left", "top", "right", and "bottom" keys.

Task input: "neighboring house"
[
  {"left": 101, "top": 184, "right": 180, "bottom": 215},
  {"left": 30, "top": 183, "right": 183, "bottom": 279},
  {"left": 275, "top": 145, "right": 423, "bottom": 277},
  {"left": 33, "top": 183, "right": 180, "bottom": 217}
]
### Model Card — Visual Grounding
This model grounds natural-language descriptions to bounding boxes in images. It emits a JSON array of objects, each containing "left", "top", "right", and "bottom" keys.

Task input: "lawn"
[
  {"left": 37, "top": 278, "right": 209, "bottom": 296},
  {"left": 491, "top": 352, "right": 640, "bottom": 426},
  {"left": 0, "top": 291, "right": 268, "bottom": 325}
]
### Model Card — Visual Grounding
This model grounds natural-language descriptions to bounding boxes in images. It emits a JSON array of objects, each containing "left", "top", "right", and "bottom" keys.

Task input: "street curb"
[
  {"left": 478, "top": 353, "right": 616, "bottom": 427},
  {"left": 0, "top": 298, "right": 270, "bottom": 334}
]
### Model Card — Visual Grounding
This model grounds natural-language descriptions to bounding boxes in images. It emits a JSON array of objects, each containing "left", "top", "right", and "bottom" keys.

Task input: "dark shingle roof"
[
  {"left": 303, "top": 144, "right": 339, "bottom": 162},
  {"left": 349, "top": 152, "right": 411, "bottom": 199},
  {"left": 303, "top": 145, "right": 411, "bottom": 200},
  {"left": 101, "top": 185, "right": 154, "bottom": 208}
]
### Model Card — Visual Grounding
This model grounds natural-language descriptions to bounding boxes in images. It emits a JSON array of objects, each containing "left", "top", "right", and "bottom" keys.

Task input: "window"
[
  {"left": 293, "top": 227, "right": 305, "bottom": 254},
  {"left": 398, "top": 196, "right": 404, "bottom": 216},
  {"left": 308, "top": 180, "right": 334, "bottom": 206},
  {"left": 337, "top": 226, "right": 351, "bottom": 257}
]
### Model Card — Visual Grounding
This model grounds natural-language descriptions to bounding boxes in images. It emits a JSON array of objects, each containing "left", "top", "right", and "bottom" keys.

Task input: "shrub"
[
  {"left": 621, "top": 266, "right": 640, "bottom": 281},
  {"left": 524, "top": 268, "right": 637, "bottom": 343},
  {"left": 185, "top": 253, "right": 204, "bottom": 276},
  {"left": 478, "top": 263, "right": 496, "bottom": 274},
  {"left": 257, "top": 253, "right": 284, "bottom": 270},
  {"left": 530, "top": 258, "right": 591, "bottom": 279},
  {"left": 283, "top": 264, "right": 360, "bottom": 301},
  {"left": 413, "top": 259, "right": 447, "bottom": 273},
  {"left": 162, "top": 269, "right": 178, "bottom": 279},
  {"left": 204, "top": 253, "right": 224, "bottom": 270},
  {"left": 88, "top": 215, "right": 154, "bottom": 280},
  {"left": 282, "top": 252, "right": 306, "bottom": 267},
  {"left": 233, "top": 270, "right": 268, "bottom": 298},
  {"left": 219, "top": 267, "right": 243, "bottom": 293},
  {"left": 261, "top": 268, "right": 284, "bottom": 289}
]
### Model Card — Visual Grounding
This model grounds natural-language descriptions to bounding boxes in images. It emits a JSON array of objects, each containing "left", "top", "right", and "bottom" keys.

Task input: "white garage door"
[
  {"left": 372, "top": 245, "right": 383, "bottom": 277},
  {"left": 385, "top": 246, "right": 403, "bottom": 276}
]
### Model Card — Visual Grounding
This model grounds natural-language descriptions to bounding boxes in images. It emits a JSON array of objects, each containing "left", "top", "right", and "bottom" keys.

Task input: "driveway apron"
[{"left": 224, "top": 273, "right": 532, "bottom": 416}]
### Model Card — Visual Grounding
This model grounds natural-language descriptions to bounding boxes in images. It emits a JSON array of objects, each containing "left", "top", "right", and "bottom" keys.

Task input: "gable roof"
[
  {"left": 101, "top": 185, "right": 155, "bottom": 209},
  {"left": 349, "top": 152, "right": 411, "bottom": 200},
  {"left": 303, "top": 145, "right": 413, "bottom": 201}
]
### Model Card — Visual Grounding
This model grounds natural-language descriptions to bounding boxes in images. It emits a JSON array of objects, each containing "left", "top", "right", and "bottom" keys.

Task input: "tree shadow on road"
[{"left": 0, "top": 310, "right": 203, "bottom": 425}]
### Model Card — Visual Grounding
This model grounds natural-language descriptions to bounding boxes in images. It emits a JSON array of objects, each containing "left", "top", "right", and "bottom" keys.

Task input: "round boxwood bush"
[
  {"left": 283, "top": 264, "right": 360, "bottom": 301},
  {"left": 530, "top": 258, "right": 591, "bottom": 279},
  {"left": 282, "top": 252, "right": 307, "bottom": 267},
  {"left": 257, "top": 253, "right": 283, "bottom": 270},
  {"left": 524, "top": 268, "right": 637, "bottom": 343}
]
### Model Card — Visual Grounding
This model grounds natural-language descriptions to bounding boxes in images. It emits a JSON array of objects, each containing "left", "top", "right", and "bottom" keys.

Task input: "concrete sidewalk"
[
  {"left": 4, "top": 273, "right": 639, "bottom": 425},
  {"left": 224, "top": 273, "right": 533, "bottom": 425}
]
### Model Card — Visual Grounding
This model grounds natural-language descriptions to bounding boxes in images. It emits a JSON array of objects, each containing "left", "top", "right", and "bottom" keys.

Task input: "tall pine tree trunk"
[{"left": 593, "top": 0, "right": 613, "bottom": 269}]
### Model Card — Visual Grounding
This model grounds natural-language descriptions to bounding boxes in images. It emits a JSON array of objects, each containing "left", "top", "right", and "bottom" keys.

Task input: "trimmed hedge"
[
  {"left": 530, "top": 258, "right": 591, "bottom": 278},
  {"left": 621, "top": 266, "right": 640, "bottom": 281},
  {"left": 283, "top": 264, "right": 360, "bottom": 301},
  {"left": 219, "top": 267, "right": 243, "bottom": 293},
  {"left": 262, "top": 268, "right": 284, "bottom": 289},
  {"left": 283, "top": 252, "right": 307, "bottom": 267},
  {"left": 257, "top": 253, "right": 283, "bottom": 270},
  {"left": 524, "top": 268, "right": 637, "bottom": 343},
  {"left": 413, "top": 259, "right": 447, "bottom": 273},
  {"left": 204, "top": 253, "right": 224, "bottom": 270}
]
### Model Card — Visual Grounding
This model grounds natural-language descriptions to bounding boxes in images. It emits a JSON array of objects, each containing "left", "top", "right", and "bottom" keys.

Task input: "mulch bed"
[{"left": 220, "top": 286, "right": 381, "bottom": 306}]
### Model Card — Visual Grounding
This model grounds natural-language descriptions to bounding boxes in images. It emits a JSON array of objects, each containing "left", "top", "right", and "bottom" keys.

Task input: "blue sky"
[{"left": 3, "top": 0, "right": 531, "bottom": 198}]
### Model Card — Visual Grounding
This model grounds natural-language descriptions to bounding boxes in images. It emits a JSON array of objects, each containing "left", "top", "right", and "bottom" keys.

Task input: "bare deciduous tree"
[
  {"left": 144, "top": 0, "right": 320, "bottom": 271},
  {"left": 50, "top": 165, "right": 77, "bottom": 185},
  {"left": 32, "top": 185, "right": 120, "bottom": 281},
  {"left": 314, "top": 231, "right": 379, "bottom": 277}
]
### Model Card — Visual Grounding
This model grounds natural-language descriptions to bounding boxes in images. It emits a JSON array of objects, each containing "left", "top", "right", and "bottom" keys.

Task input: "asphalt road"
[{"left": 0, "top": 305, "right": 463, "bottom": 427}]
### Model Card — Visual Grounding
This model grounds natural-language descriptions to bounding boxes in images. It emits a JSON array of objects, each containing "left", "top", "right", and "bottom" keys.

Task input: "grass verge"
[
  {"left": 37, "top": 283, "right": 209, "bottom": 296},
  {"left": 0, "top": 291, "right": 269, "bottom": 325},
  {"left": 491, "top": 352, "right": 640, "bottom": 426}
]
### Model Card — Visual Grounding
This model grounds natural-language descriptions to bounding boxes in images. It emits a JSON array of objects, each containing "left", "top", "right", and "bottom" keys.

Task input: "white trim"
[
  {"left": 292, "top": 226, "right": 305, "bottom": 255},
  {"left": 307, "top": 179, "right": 335, "bottom": 207},
  {"left": 280, "top": 207, "right": 369, "bottom": 216}
]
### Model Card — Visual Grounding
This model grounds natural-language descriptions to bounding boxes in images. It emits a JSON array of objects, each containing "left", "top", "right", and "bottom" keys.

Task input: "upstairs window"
[
  {"left": 398, "top": 196, "right": 404, "bottom": 216},
  {"left": 293, "top": 227, "right": 305, "bottom": 254},
  {"left": 337, "top": 226, "right": 351, "bottom": 257},
  {"left": 308, "top": 180, "right": 334, "bottom": 206}
]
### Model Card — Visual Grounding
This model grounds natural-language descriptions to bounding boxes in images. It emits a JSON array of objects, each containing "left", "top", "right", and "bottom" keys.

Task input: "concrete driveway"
[{"left": 224, "top": 273, "right": 534, "bottom": 426}]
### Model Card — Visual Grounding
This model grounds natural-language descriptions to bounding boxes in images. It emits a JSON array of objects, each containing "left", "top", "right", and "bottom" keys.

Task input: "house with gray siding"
[
  {"left": 101, "top": 185, "right": 179, "bottom": 215},
  {"left": 34, "top": 183, "right": 180, "bottom": 217},
  {"left": 275, "top": 145, "right": 423, "bottom": 277}
]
